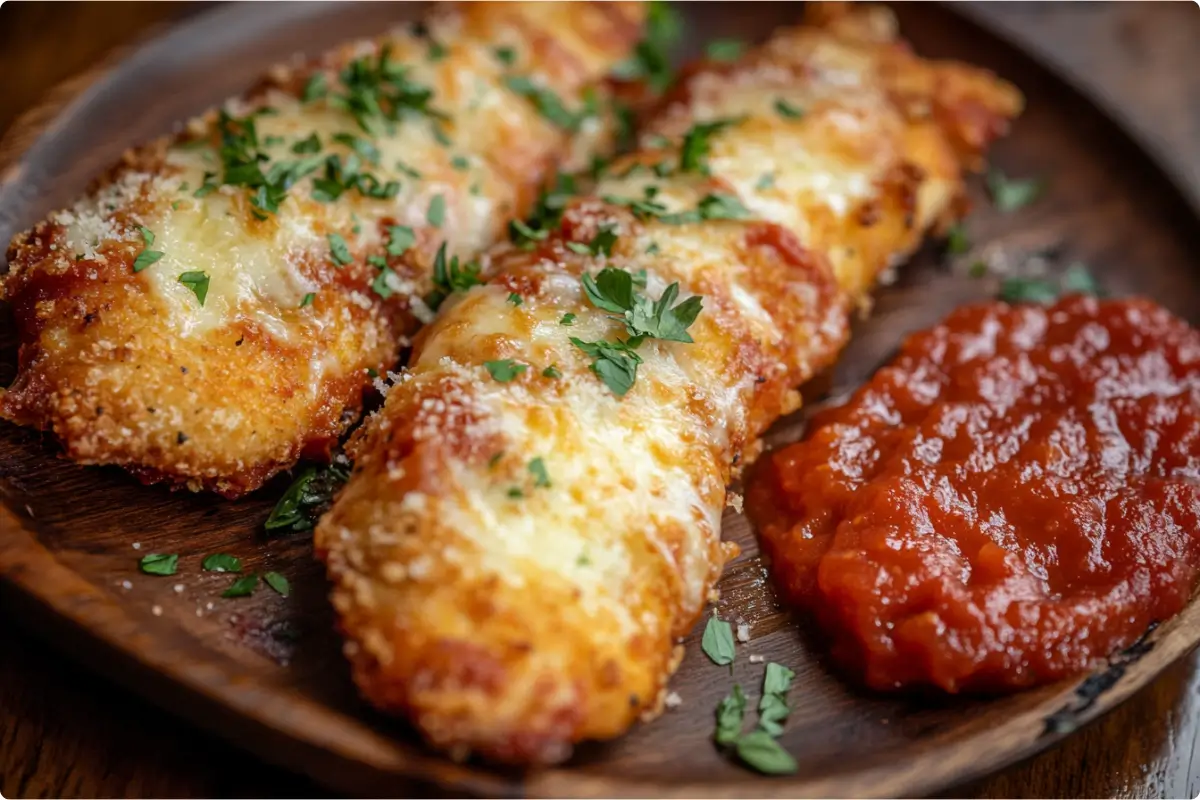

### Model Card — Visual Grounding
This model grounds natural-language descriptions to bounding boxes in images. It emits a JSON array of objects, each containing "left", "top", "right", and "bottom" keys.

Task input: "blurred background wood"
[{"left": 0, "top": 2, "right": 1198, "bottom": 797}]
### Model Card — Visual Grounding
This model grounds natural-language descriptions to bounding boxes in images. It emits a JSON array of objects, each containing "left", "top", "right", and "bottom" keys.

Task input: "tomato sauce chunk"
[{"left": 748, "top": 296, "right": 1200, "bottom": 693}]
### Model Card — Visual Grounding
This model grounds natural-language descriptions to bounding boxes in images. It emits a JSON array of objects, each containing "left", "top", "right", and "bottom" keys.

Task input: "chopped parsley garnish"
[
  {"left": 427, "top": 194, "right": 446, "bottom": 227},
  {"left": 263, "top": 135, "right": 285, "bottom": 147},
  {"left": 139, "top": 226, "right": 155, "bottom": 246},
  {"left": 300, "top": 292, "right": 315, "bottom": 308},
  {"left": 755, "top": 173, "right": 776, "bottom": 191},
  {"left": 987, "top": 169, "right": 1044, "bottom": 212},
  {"left": 701, "top": 614, "right": 736, "bottom": 666},
  {"left": 645, "top": 241, "right": 661, "bottom": 255},
  {"left": 488, "top": 451, "right": 504, "bottom": 469},
  {"left": 222, "top": 573, "right": 259, "bottom": 598},
  {"left": 292, "top": 132, "right": 321, "bottom": 153},
  {"left": 602, "top": 188, "right": 751, "bottom": 226},
  {"left": 193, "top": 172, "right": 218, "bottom": 198},
  {"left": 264, "top": 459, "right": 351, "bottom": 534},
  {"left": 528, "top": 457, "right": 551, "bottom": 488},
  {"left": 370, "top": 260, "right": 397, "bottom": 299},
  {"left": 394, "top": 159, "right": 421, "bottom": 179},
  {"left": 332, "top": 132, "right": 381, "bottom": 165},
  {"left": 969, "top": 260, "right": 988, "bottom": 279},
  {"left": 566, "top": 224, "right": 619, "bottom": 258},
  {"left": 425, "top": 242, "right": 483, "bottom": 310},
  {"left": 773, "top": 98, "right": 805, "bottom": 119},
  {"left": 302, "top": 73, "right": 328, "bottom": 103},
  {"left": 493, "top": 45, "right": 517, "bottom": 66},
  {"left": 177, "top": 271, "right": 210, "bottom": 306},
  {"left": 450, "top": 155, "right": 470, "bottom": 171},
  {"left": 201, "top": 553, "right": 242, "bottom": 573},
  {"left": 431, "top": 122, "right": 453, "bottom": 146},
  {"left": 264, "top": 571, "right": 290, "bottom": 597},
  {"left": 680, "top": 118, "right": 742, "bottom": 174},
  {"left": 757, "top": 662, "right": 795, "bottom": 736},
  {"left": 999, "top": 263, "right": 1101, "bottom": 304},
  {"left": 610, "top": 0, "right": 682, "bottom": 93},
  {"left": 570, "top": 267, "right": 703, "bottom": 396},
  {"left": 560, "top": 313, "right": 576, "bottom": 326},
  {"left": 509, "top": 171, "right": 577, "bottom": 247},
  {"left": 327, "top": 232, "right": 353, "bottom": 266},
  {"left": 542, "top": 365, "right": 562, "bottom": 379},
  {"left": 706, "top": 39, "right": 745, "bottom": 61},
  {"left": 139, "top": 553, "right": 178, "bottom": 576},
  {"left": 328, "top": 46, "right": 445, "bottom": 137},
  {"left": 507, "top": 487, "right": 525, "bottom": 500},
  {"left": 386, "top": 225, "right": 415, "bottom": 256},
  {"left": 132, "top": 249, "right": 164, "bottom": 273},
  {"left": 715, "top": 684, "right": 747, "bottom": 745},
  {"left": 1062, "top": 262, "right": 1102, "bottom": 294},
  {"left": 735, "top": 730, "right": 797, "bottom": 775},
  {"left": 583, "top": 266, "right": 702, "bottom": 344},
  {"left": 426, "top": 40, "right": 448, "bottom": 62},
  {"left": 503, "top": 75, "right": 594, "bottom": 131},
  {"left": 946, "top": 223, "right": 970, "bottom": 255},
  {"left": 484, "top": 359, "right": 527, "bottom": 382},
  {"left": 570, "top": 337, "right": 642, "bottom": 397},
  {"left": 507, "top": 292, "right": 523, "bottom": 306}
]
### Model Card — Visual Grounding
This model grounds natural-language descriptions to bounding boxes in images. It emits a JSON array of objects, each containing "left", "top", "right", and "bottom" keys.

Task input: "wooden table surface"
[{"left": 1, "top": 2, "right": 1199, "bottom": 797}]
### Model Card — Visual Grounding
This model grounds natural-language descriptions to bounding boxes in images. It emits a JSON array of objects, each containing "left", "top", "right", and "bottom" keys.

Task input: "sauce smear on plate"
[{"left": 748, "top": 296, "right": 1200, "bottom": 692}]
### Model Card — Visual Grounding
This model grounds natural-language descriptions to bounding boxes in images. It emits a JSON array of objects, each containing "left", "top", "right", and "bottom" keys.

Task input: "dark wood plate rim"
[{"left": 1, "top": 3, "right": 1198, "bottom": 798}]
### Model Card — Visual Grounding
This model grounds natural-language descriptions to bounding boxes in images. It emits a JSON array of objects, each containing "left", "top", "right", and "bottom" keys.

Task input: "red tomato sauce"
[{"left": 747, "top": 296, "right": 1200, "bottom": 693}]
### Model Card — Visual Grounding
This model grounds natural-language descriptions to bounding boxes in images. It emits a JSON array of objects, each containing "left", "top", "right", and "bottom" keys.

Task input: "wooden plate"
[{"left": 2, "top": 3, "right": 1199, "bottom": 797}]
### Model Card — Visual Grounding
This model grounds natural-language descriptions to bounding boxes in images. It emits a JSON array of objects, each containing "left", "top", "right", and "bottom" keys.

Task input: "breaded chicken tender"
[
  {"left": 315, "top": 4, "right": 1021, "bottom": 764},
  {"left": 0, "top": 2, "right": 645, "bottom": 496}
]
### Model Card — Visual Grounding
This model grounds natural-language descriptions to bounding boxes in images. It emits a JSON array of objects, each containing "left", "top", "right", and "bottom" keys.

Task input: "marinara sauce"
[{"left": 747, "top": 296, "right": 1200, "bottom": 693}]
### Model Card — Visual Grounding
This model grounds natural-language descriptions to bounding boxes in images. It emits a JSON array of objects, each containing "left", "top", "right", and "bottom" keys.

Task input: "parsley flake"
[
  {"left": 484, "top": 359, "right": 527, "bottom": 382},
  {"left": 701, "top": 614, "right": 735, "bottom": 666},
  {"left": 714, "top": 684, "right": 747, "bottom": 745},
  {"left": 680, "top": 118, "right": 742, "bottom": 174},
  {"left": 425, "top": 242, "right": 482, "bottom": 310},
  {"left": 988, "top": 169, "right": 1045, "bottom": 212},
  {"left": 132, "top": 249, "right": 164, "bottom": 273},
  {"left": 139, "top": 226, "right": 155, "bottom": 246},
  {"left": 503, "top": 75, "right": 592, "bottom": 131},
  {"left": 493, "top": 45, "right": 517, "bottom": 66},
  {"left": 386, "top": 225, "right": 415, "bottom": 256},
  {"left": 570, "top": 337, "right": 642, "bottom": 397},
  {"left": 560, "top": 313, "right": 576, "bottom": 325},
  {"left": 264, "top": 571, "right": 291, "bottom": 597},
  {"left": 177, "top": 271, "right": 210, "bottom": 306},
  {"left": 706, "top": 39, "right": 745, "bottom": 61},
  {"left": 300, "top": 292, "right": 315, "bottom": 308},
  {"left": 202, "top": 553, "right": 242, "bottom": 573},
  {"left": 507, "top": 292, "right": 523, "bottom": 307},
  {"left": 946, "top": 223, "right": 970, "bottom": 255},
  {"left": 139, "top": 553, "right": 178, "bottom": 576},
  {"left": 774, "top": 98, "right": 805, "bottom": 119},
  {"left": 610, "top": 0, "right": 682, "bottom": 92},
  {"left": 528, "top": 457, "right": 551, "bottom": 488},
  {"left": 302, "top": 73, "right": 328, "bottom": 102},
  {"left": 292, "top": 132, "right": 321, "bottom": 153},
  {"left": 542, "top": 365, "right": 562, "bottom": 379},
  {"left": 735, "top": 730, "right": 797, "bottom": 775},
  {"left": 327, "top": 232, "right": 353, "bottom": 266},
  {"left": 265, "top": 460, "right": 351, "bottom": 534},
  {"left": 427, "top": 194, "right": 446, "bottom": 227},
  {"left": 222, "top": 573, "right": 259, "bottom": 598}
]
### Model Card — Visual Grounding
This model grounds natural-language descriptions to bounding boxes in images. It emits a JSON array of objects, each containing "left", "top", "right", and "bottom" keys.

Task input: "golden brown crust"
[{"left": 0, "top": 1, "right": 645, "bottom": 497}]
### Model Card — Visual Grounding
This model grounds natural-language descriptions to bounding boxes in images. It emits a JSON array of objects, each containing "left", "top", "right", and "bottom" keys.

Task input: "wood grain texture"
[{"left": 1, "top": 2, "right": 1199, "bottom": 798}]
